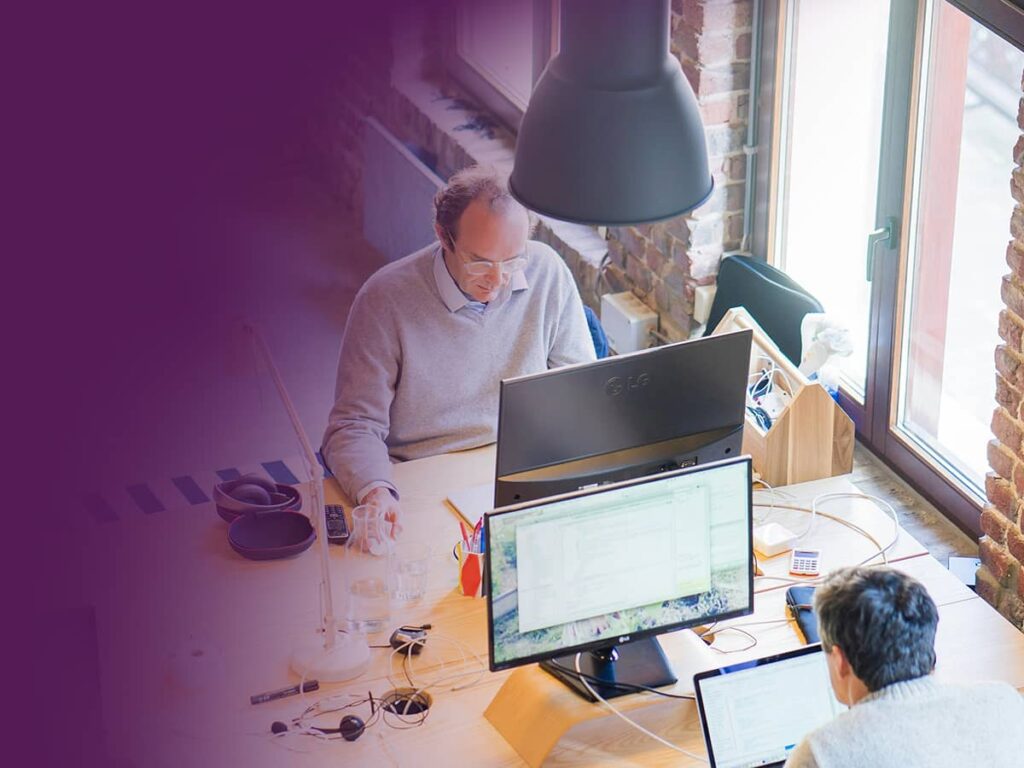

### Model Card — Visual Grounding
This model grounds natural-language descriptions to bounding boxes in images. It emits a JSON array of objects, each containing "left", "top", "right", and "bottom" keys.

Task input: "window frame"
[
  {"left": 753, "top": 0, "right": 1024, "bottom": 537},
  {"left": 945, "top": 0, "right": 1024, "bottom": 50},
  {"left": 445, "top": 0, "right": 558, "bottom": 132}
]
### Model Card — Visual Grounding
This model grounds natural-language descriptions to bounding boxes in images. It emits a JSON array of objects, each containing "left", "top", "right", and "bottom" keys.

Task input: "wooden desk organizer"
[{"left": 711, "top": 308, "right": 854, "bottom": 486}]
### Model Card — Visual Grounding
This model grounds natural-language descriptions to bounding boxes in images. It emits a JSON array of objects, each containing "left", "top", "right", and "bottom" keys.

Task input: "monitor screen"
[
  {"left": 485, "top": 456, "right": 753, "bottom": 672},
  {"left": 495, "top": 329, "right": 752, "bottom": 507},
  {"left": 694, "top": 645, "right": 845, "bottom": 768}
]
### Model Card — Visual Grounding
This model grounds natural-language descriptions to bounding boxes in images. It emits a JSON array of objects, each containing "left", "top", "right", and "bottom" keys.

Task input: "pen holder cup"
[{"left": 454, "top": 541, "right": 486, "bottom": 598}]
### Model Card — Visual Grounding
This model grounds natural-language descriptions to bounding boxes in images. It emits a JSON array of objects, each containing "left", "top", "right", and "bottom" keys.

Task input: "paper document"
[{"left": 446, "top": 482, "right": 495, "bottom": 527}]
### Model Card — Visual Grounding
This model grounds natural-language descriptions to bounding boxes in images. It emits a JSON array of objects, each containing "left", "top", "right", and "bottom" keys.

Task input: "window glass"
[
  {"left": 896, "top": 2, "right": 1024, "bottom": 489},
  {"left": 456, "top": 0, "right": 536, "bottom": 111},
  {"left": 774, "top": 0, "right": 893, "bottom": 400}
]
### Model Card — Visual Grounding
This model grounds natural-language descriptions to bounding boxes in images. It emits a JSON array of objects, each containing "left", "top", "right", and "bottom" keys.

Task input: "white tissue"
[{"left": 799, "top": 313, "right": 853, "bottom": 381}]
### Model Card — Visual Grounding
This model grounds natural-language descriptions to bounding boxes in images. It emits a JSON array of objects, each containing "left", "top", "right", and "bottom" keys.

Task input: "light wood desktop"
[{"left": 85, "top": 445, "right": 1024, "bottom": 767}]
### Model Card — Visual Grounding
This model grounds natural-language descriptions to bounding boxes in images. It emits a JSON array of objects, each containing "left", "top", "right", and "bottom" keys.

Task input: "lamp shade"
[{"left": 510, "top": 0, "right": 713, "bottom": 225}]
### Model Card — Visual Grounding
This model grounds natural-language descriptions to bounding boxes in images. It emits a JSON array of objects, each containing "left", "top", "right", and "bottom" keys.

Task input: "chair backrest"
[
  {"left": 703, "top": 255, "right": 823, "bottom": 366},
  {"left": 583, "top": 304, "right": 609, "bottom": 359}
]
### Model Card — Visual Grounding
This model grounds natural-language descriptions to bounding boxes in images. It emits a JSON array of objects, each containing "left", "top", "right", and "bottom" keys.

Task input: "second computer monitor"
[
  {"left": 485, "top": 456, "right": 754, "bottom": 699},
  {"left": 495, "top": 328, "right": 752, "bottom": 507}
]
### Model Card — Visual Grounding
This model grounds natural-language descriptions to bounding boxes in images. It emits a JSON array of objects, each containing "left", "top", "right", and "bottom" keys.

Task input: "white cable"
[
  {"left": 752, "top": 481, "right": 799, "bottom": 524},
  {"left": 755, "top": 573, "right": 827, "bottom": 586},
  {"left": 752, "top": 479, "right": 778, "bottom": 523},
  {"left": 386, "top": 632, "right": 487, "bottom": 696},
  {"left": 846, "top": 493, "right": 900, "bottom": 566},
  {"left": 755, "top": 492, "right": 902, "bottom": 585},
  {"left": 753, "top": 354, "right": 796, "bottom": 397},
  {"left": 753, "top": 483, "right": 774, "bottom": 528},
  {"left": 803, "top": 492, "right": 900, "bottom": 565},
  {"left": 573, "top": 653, "right": 709, "bottom": 763}
]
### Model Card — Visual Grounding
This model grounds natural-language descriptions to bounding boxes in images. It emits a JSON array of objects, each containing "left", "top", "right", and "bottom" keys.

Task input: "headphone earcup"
[
  {"left": 234, "top": 474, "right": 278, "bottom": 495},
  {"left": 230, "top": 482, "right": 274, "bottom": 506},
  {"left": 339, "top": 714, "right": 365, "bottom": 742}
]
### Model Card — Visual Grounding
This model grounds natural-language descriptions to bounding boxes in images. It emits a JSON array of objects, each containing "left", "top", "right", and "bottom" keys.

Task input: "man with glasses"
[{"left": 323, "top": 165, "right": 595, "bottom": 536}]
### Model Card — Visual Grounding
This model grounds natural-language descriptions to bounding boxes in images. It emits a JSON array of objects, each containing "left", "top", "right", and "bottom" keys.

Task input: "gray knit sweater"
[
  {"left": 322, "top": 240, "right": 595, "bottom": 502},
  {"left": 784, "top": 676, "right": 1024, "bottom": 767}
]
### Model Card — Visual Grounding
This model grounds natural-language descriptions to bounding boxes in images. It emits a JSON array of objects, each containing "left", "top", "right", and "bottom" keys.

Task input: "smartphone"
[{"left": 325, "top": 504, "right": 350, "bottom": 544}]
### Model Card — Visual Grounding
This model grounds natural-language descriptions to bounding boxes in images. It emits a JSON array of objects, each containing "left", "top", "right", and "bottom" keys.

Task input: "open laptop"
[{"left": 694, "top": 645, "right": 846, "bottom": 767}]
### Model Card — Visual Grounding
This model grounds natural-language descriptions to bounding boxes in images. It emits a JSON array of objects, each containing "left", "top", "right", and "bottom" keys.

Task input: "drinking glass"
[
  {"left": 345, "top": 505, "right": 391, "bottom": 633},
  {"left": 389, "top": 542, "right": 431, "bottom": 602}
]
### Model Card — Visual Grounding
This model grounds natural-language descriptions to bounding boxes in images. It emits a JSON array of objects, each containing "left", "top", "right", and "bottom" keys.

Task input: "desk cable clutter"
[
  {"left": 572, "top": 653, "right": 710, "bottom": 764},
  {"left": 558, "top": 487, "right": 902, "bottom": 763},
  {"left": 751, "top": 489, "right": 902, "bottom": 588},
  {"left": 268, "top": 628, "right": 487, "bottom": 748},
  {"left": 745, "top": 354, "right": 793, "bottom": 432}
]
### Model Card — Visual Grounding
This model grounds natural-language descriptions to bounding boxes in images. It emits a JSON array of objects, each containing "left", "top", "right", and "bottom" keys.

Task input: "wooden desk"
[{"left": 84, "top": 446, "right": 1024, "bottom": 767}]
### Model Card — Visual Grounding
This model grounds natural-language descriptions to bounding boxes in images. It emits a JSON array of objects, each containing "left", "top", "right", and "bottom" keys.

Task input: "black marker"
[{"left": 250, "top": 680, "right": 319, "bottom": 705}]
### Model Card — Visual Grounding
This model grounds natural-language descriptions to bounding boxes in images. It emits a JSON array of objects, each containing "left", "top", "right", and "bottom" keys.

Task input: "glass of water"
[
  {"left": 347, "top": 574, "right": 390, "bottom": 634},
  {"left": 388, "top": 542, "right": 431, "bottom": 602},
  {"left": 345, "top": 505, "right": 391, "bottom": 633}
]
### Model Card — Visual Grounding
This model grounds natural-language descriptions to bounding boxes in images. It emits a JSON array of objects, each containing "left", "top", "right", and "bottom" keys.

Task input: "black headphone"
[
  {"left": 214, "top": 474, "right": 299, "bottom": 513},
  {"left": 270, "top": 714, "right": 365, "bottom": 742}
]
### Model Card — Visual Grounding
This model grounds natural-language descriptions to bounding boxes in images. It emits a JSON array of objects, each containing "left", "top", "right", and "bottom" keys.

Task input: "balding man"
[{"left": 323, "top": 165, "right": 595, "bottom": 536}]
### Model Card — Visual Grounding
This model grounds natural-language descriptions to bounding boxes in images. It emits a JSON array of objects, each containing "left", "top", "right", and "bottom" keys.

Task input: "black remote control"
[{"left": 325, "top": 505, "right": 350, "bottom": 544}]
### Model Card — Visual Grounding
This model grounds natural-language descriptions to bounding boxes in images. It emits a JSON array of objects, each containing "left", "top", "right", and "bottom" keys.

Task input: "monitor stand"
[{"left": 540, "top": 637, "right": 676, "bottom": 702}]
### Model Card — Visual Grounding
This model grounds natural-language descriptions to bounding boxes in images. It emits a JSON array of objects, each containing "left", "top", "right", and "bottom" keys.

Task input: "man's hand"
[{"left": 363, "top": 486, "right": 403, "bottom": 540}]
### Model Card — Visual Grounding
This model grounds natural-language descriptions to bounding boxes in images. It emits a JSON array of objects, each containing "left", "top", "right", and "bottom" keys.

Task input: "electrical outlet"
[
  {"left": 694, "top": 284, "right": 717, "bottom": 325},
  {"left": 600, "top": 291, "right": 658, "bottom": 354}
]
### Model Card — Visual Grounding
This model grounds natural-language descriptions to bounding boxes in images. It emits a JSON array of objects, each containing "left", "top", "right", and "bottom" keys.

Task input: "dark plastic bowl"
[
  {"left": 228, "top": 511, "right": 316, "bottom": 560},
  {"left": 214, "top": 482, "right": 302, "bottom": 523}
]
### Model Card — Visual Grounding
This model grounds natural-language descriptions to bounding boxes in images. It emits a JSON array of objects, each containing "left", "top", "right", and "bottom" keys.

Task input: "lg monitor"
[
  {"left": 494, "top": 329, "right": 752, "bottom": 507},
  {"left": 485, "top": 456, "right": 754, "bottom": 700}
]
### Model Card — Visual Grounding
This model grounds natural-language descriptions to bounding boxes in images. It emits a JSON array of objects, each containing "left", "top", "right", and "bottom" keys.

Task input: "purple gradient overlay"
[{"left": 10, "top": 2, "right": 460, "bottom": 765}]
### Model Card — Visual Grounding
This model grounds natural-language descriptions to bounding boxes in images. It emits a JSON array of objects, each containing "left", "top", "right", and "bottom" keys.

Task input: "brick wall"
[
  {"left": 325, "top": 0, "right": 752, "bottom": 334},
  {"left": 979, "top": 70, "right": 1024, "bottom": 630},
  {"left": 604, "top": 0, "right": 752, "bottom": 339}
]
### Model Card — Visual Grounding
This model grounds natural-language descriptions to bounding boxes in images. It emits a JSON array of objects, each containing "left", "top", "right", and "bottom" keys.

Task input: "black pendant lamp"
[{"left": 510, "top": 0, "right": 713, "bottom": 225}]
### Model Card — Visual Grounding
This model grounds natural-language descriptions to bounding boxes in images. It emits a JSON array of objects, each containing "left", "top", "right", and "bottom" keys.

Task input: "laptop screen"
[{"left": 694, "top": 645, "right": 845, "bottom": 768}]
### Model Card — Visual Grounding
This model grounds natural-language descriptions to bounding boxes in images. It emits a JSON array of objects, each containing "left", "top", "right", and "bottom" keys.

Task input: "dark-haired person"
[
  {"left": 322, "top": 165, "right": 595, "bottom": 537},
  {"left": 785, "top": 566, "right": 1023, "bottom": 767}
]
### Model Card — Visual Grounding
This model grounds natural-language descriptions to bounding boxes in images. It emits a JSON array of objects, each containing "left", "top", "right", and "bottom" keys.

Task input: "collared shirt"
[
  {"left": 432, "top": 246, "right": 529, "bottom": 315},
  {"left": 324, "top": 239, "right": 596, "bottom": 506},
  {"left": 357, "top": 246, "right": 531, "bottom": 501}
]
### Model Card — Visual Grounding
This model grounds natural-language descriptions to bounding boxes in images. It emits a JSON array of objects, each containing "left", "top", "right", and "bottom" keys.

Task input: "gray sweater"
[
  {"left": 784, "top": 676, "right": 1024, "bottom": 767},
  {"left": 323, "top": 241, "right": 595, "bottom": 502}
]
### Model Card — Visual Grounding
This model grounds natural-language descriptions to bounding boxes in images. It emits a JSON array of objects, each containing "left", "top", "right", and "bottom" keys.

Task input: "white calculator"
[{"left": 789, "top": 548, "right": 821, "bottom": 576}]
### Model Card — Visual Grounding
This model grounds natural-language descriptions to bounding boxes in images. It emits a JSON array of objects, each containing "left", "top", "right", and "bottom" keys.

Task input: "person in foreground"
[
  {"left": 784, "top": 566, "right": 1023, "bottom": 767},
  {"left": 322, "top": 165, "right": 595, "bottom": 537}
]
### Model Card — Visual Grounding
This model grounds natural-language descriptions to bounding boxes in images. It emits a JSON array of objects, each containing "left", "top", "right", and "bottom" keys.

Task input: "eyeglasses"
[{"left": 460, "top": 250, "right": 528, "bottom": 277}]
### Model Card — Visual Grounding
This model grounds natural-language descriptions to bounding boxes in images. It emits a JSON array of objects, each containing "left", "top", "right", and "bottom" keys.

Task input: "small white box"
[
  {"left": 600, "top": 291, "right": 658, "bottom": 354},
  {"left": 693, "top": 284, "right": 717, "bottom": 325},
  {"left": 753, "top": 522, "right": 798, "bottom": 558}
]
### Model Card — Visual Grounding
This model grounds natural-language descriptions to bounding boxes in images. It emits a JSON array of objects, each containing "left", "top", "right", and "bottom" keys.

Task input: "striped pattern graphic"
[{"left": 84, "top": 452, "right": 334, "bottom": 523}]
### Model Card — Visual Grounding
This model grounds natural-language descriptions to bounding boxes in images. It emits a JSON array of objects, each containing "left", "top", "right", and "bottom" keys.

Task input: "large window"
[
  {"left": 771, "top": 0, "right": 892, "bottom": 399},
  {"left": 898, "top": 4, "right": 1023, "bottom": 490},
  {"left": 448, "top": 0, "right": 557, "bottom": 131},
  {"left": 761, "top": 0, "right": 1024, "bottom": 534}
]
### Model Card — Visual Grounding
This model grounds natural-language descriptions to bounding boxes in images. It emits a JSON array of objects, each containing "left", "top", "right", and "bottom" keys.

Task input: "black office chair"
[{"left": 703, "top": 255, "right": 823, "bottom": 366}]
